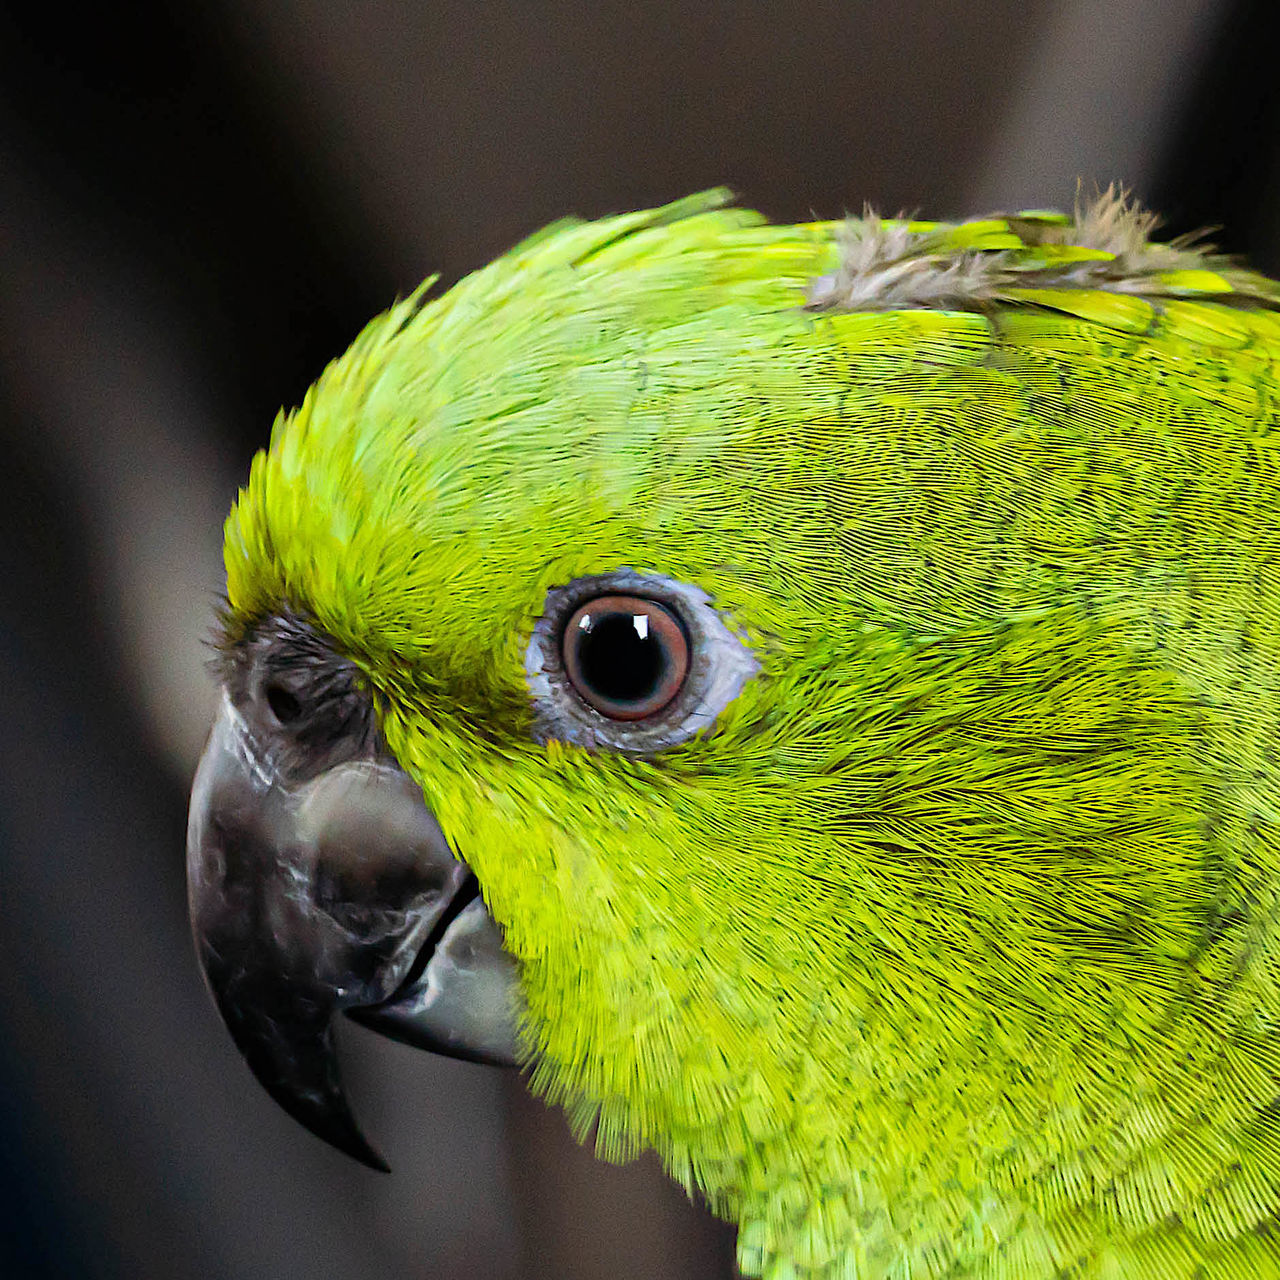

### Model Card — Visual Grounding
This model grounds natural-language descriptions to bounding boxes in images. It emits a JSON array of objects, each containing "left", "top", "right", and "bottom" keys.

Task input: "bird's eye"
[
  {"left": 525, "top": 569, "right": 759, "bottom": 755},
  {"left": 561, "top": 595, "right": 689, "bottom": 720}
]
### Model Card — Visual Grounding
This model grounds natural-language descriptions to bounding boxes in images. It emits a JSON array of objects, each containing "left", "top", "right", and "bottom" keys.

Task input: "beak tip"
[
  {"left": 248, "top": 1046, "right": 392, "bottom": 1173},
  {"left": 202, "top": 966, "right": 392, "bottom": 1174},
  {"left": 334, "top": 1129, "right": 391, "bottom": 1175}
]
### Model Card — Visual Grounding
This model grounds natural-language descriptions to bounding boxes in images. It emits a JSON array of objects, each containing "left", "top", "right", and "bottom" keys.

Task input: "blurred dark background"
[{"left": 0, "top": 2, "right": 1277, "bottom": 1277}]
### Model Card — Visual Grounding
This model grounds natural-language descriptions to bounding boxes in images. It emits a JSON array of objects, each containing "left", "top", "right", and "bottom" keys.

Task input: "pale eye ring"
[
  {"left": 525, "top": 569, "right": 759, "bottom": 755},
  {"left": 561, "top": 595, "right": 689, "bottom": 720}
]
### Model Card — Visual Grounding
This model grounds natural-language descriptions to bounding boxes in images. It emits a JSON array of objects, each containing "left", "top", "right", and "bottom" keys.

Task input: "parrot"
[{"left": 187, "top": 186, "right": 1280, "bottom": 1280}]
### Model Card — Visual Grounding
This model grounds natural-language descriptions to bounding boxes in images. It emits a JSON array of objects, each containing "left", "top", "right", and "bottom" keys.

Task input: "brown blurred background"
[{"left": 0, "top": 3, "right": 1277, "bottom": 1277}]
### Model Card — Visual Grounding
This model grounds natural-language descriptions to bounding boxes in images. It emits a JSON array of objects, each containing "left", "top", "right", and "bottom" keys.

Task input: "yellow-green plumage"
[{"left": 222, "top": 189, "right": 1280, "bottom": 1278}]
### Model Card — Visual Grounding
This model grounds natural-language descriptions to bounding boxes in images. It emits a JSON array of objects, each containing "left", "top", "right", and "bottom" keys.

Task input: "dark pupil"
[{"left": 578, "top": 611, "right": 665, "bottom": 704}]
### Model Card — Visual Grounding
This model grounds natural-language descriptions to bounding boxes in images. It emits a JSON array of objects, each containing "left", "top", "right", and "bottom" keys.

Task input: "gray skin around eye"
[{"left": 524, "top": 569, "right": 759, "bottom": 755}]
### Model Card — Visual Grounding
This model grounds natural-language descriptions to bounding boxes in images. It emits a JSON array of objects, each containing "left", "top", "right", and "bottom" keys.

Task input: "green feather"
[{"left": 223, "top": 189, "right": 1280, "bottom": 1278}]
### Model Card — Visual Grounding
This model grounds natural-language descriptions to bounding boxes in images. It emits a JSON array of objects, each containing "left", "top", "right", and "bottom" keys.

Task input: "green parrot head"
[{"left": 189, "top": 189, "right": 1280, "bottom": 1277}]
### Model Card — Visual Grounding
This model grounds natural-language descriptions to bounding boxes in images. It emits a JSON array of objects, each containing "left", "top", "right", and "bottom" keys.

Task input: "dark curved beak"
[{"left": 187, "top": 693, "right": 519, "bottom": 1172}]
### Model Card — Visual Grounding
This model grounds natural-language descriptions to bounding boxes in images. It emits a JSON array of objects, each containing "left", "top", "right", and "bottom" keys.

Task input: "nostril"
[{"left": 265, "top": 682, "right": 303, "bottom": 725}]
